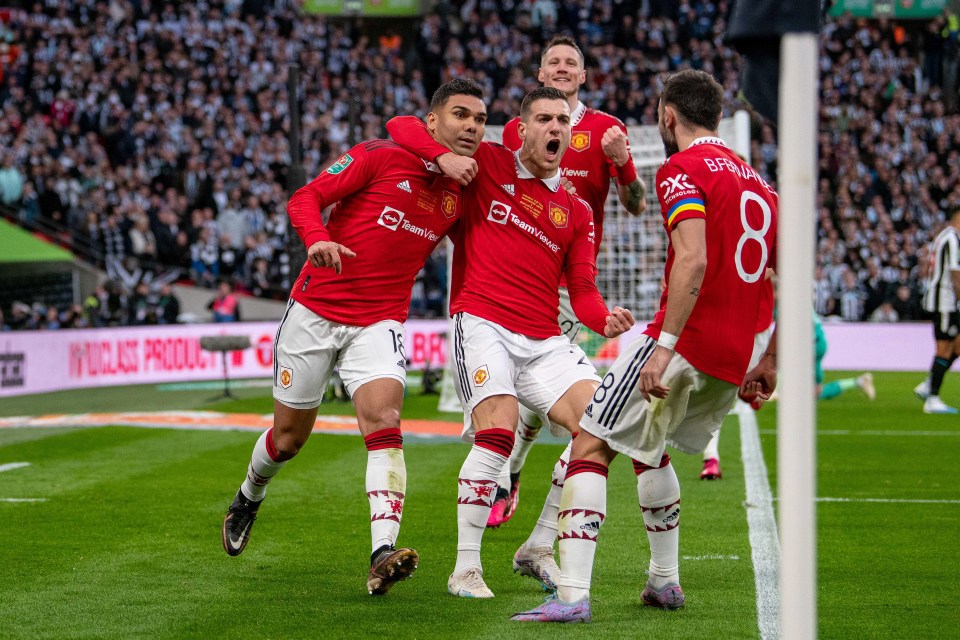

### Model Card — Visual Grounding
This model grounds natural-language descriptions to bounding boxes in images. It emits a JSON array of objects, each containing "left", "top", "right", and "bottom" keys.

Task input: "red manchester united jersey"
[
  {"left": 646, "top": 137, "right": 778, "bottom": 385},
  {"left": 386, "top": 116, "right": 610, "bottom": 339},
  {"left": 287, "top": 140, "right": 462, "bottom": 326},
  {"left": 502, "top": 102, "right": 636, "bottom": 255}
]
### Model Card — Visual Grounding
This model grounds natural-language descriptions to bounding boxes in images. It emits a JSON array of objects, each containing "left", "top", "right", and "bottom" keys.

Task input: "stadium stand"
[{"left": 1, "top": 1, "right": 959, "bottom": 328}]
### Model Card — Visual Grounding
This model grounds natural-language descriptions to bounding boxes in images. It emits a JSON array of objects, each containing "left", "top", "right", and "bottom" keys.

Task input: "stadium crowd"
[{"left": 1, "top": 0, "right": 959, "bottom": 328}]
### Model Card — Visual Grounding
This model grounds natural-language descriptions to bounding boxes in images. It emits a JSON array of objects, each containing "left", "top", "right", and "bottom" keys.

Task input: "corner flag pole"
[{"left": 777, "top": 32, "right": 819, "bottom": 639}]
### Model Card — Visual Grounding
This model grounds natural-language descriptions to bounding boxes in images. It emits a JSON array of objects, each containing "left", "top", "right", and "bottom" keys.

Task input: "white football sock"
[
  {"left": 556, "top": 460, "right": 607, "bottom": 603},
  {"left": 522, "top": 440, "right": 572, "bottom": 549},
  {"left": 637, "top": 463, "right": 681, "bottom": 588},
  {"left": 510, "top": 406, "right": 543, "bottom": 475},
  {"left": 240, "top": 428, "right": 286, "bottom": 501},
  {"left": 702, "top": 430, "right": 720, "bottom": 461},
  {"left": 455, "top": 439, "right": 510, "bottom": 573},
  {"left": 366, "top": 448, "right": 406, "bottom": 553}
]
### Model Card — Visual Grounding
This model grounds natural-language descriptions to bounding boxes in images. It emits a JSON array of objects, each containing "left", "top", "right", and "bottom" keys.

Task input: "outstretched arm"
[{"left": 385, "top": 116, "right": 478, "bottom": 185}]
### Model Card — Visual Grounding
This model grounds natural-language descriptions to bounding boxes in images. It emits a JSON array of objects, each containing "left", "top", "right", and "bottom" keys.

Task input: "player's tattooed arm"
[
  {"left": 618, "top": 177, "right": 647, "bottom": 215},
  {"left": 690, "top": 287, "right": 700, "bottom": 297}
]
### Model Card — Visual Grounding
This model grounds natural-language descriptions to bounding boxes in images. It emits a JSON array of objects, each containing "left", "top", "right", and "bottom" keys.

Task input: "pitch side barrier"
[
  {"left": 0, "top": 320, "right": 933, "bottom": 397},
  {"left": 0, "top": 320, "right": 448, "bottom": 398}
]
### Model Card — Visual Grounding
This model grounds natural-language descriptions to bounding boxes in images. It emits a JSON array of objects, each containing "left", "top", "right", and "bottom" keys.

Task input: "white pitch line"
[
  {"left": 737, "top": 402, "right": 780, "bottom": 640},
  {"left": 758, "top": 429, "right": 960, "bottom": 437},
  {"left": 0, "top": 498, "right": 46, "bottom": 503},
  {"left": 682, "top": 554, "right": 741, "bottom": 561},
  {"left": 0, "top": 462, "right": 31, "bottom": 473},
  {"left": 816, "top": 497, "right": 960, "bottom": 505}
]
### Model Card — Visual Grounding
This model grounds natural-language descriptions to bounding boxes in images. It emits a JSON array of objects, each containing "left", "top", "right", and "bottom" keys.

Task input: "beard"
[{"left": 662, "top": 137, "right": 680, "bottom": 158}]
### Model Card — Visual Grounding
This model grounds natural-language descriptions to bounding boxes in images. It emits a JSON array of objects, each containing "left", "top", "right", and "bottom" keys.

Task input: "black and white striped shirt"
[{"left": 923, "top": 225, "right": 960, "bottom": 313}]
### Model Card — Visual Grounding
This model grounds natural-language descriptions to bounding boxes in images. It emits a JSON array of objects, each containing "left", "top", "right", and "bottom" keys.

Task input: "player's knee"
[
  {"left": 361, "top": 406, "right": 402, "bottom": 433},
  {"left": 271, "top": 428, "right": 307, "bottom": 460},
  {"left": 570, "top": 430, "right": 614, "bottom": 463}
]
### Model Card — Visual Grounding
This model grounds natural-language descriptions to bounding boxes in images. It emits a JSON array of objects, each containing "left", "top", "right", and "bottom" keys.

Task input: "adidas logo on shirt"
[
  {"left": 501, "top": 184, "right": 515, "bottom": 195},
  {"left": 397, "top": 180, "right": 412, "bottom": 193}
]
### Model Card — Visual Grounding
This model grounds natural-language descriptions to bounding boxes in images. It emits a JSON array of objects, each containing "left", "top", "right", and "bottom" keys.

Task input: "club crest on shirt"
[
  {"left": 473, "top": 365, "right": 490, "bottom": 387},
  {"left": 326, "top": 154, "right": 354, "bottom": 174},
  {"left": 570, "top": 131, "right": 590, "bottom": 152},
  {"left": 548, "top": 202, "right": 569, "bottom": 228},
  {"left": 441, "top": 190, "right": 459, "bottom": 219},
  {"left": 487, "top": 200, "right": 511, "bottom": 225},
  {"left": 278, "top": 366, "right": 293, "bottom": 389}
]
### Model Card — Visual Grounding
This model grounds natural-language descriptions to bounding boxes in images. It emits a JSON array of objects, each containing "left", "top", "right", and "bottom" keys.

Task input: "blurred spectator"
[
  {"left": 7, "top": 302, "right": 31, "bottom": 330},
  {"left": 42, "top": 305, "right": 60, "bottom": 330},
  {"left": 128, "top": 282, "right": 154, "bottom": 325},
  {"left": 208, "top": 280, "right": 240, "bottom": 323},
  {"left": 83, "top": 285, "right": 108, "bottom": 328},
  {"left": 837, "top": 270, "right": 867, "bottom": 321},
  {"left": 129, "top": 215, "right": 158, "bottom": 267},
  {"left": 0, "top": 151, "right": 23, "bottom": 205},
  {"left": 156, "top": 284, "right": 181, "bottom": 325},
  {"left": 892, "top": 283, "right": 922, "bottom": 320},
  {"left": 247, "top": 257, "right": 273, "bottom": 298},
  {"left": 869, "top": 300, "right": 900, "bottom": 322},
  {"left": 191, "top": 227, "right": 220, "bottom": 288}
]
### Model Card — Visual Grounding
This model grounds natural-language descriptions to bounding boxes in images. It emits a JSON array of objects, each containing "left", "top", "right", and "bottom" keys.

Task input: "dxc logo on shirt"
[
  {"left": 378, "top": 206, "right": 405, "bottom": 230},
  {"left": 659, "top": 173, "right": 695, "bottom": 197},
  {"left": 487, "top": 200, "right": 511, "bottom": 225}
]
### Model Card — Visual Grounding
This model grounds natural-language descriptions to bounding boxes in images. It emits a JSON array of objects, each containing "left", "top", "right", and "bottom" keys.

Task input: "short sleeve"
[{"left": 655, "top": 161, "right": 706, "bottom": 231}]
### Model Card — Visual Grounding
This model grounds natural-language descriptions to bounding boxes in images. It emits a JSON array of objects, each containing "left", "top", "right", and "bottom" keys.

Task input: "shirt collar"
[
  {"left": 571, "top": 100, "right": 587, "bottom": 126},
  {"left": 515, "top": 151, "right": 561, "bottom": 191},
  {"left": 690, "top": 136, "right": 727, "bottom": 148}
]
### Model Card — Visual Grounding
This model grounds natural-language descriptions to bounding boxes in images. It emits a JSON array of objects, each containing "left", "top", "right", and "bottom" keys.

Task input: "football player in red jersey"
[
  {"left": 220, "top": 79, "right": 488, "bottom": 598},
  {"left": 490, "top": 35, "right": 647, "bottom": 538},
  {"left": 514, "top": 69, "right": 779, "bottom": 623},
  {"left": 386, "top": 87, "right": 635, "bottom": 599}
]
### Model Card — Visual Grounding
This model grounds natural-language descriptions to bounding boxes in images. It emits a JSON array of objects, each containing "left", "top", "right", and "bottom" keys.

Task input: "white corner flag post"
[{"left": 778, "top": 33, "right": 819, "bottom": 639}]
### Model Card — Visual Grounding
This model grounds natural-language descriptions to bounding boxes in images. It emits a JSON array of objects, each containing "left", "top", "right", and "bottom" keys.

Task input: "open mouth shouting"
[{"left": 545, "top": 138, "right": 561, "bottom": 162}]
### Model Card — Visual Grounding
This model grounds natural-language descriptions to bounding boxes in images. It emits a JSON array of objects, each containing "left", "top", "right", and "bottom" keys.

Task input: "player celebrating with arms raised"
[
  {"left": 220, "top": 79, "right": 487, "bottom": 597},
  {"left": 387, "top": 87, "right": 634, "bottom": 599},
  {"left": 514, "top": 69, "right": 778, "bottom": 623}
]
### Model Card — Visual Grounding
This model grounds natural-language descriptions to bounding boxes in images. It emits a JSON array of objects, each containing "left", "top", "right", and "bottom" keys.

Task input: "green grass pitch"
[{"left": 0, "top": 371, "right": 957, "bottom": 638}]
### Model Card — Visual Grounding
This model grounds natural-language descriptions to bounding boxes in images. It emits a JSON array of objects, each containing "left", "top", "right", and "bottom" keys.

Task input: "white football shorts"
[
  {"left": 272, "top": 300, "right": 407, "bottom": 409},
  {"left": 580, "top": 335, "right": 738, "bottom": 466},
  {"left": 452, "top": 312, "right": 600, "bottom": 442},
  {"left": 519, "top": 286, "right": 588, "bottom": 435}
]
